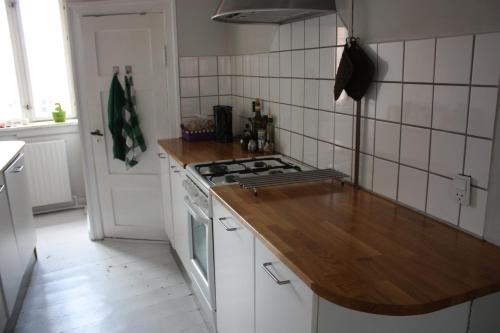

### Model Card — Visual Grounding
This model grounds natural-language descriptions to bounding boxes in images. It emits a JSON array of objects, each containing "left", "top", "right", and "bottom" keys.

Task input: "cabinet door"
[
  {"left": 213, "top": 199, "right": 254, "bottom": 333},
  {"left": 255, "top": 239, "right": 315, "bottom": 333},
  {"left": 159, "top": 149, "right": 174, "bottom": 245},
  {"left": 0, "top": 176, "right": 23, "bottom": 316},
  {"left": 4, "top": 153, "right": 36, "bottom": 273},
  {"left": 170, "top": 160, "right": 189, "bottom": 268}
]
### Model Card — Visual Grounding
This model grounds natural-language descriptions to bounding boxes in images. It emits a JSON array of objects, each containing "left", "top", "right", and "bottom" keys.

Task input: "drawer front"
[
  {"left": 255, "top": 239, "right": 315, "bottom": 333},
  {"left": 213, "top": 199, "right": 255, "bottom": 333}
]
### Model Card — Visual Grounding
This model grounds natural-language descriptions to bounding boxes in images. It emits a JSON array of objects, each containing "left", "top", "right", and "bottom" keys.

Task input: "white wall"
[{"left": 175, "top": 0, "right": 230, "bottom": 56}]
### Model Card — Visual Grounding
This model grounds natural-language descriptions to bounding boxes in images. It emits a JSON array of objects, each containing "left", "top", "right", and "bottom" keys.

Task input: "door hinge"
[
  {"left": 8, "top": 1, "right": 16, "bottom": 8},
  {"left": 25, "top": 104, "right": 31, "bottom": 110}
]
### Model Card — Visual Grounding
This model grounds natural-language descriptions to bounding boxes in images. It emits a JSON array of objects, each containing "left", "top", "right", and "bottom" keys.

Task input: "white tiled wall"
[{"left": 177, "top": 18, "right": 500, "bottom": 238}]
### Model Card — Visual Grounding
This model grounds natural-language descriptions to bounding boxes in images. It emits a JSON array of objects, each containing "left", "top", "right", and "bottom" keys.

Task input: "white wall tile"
[
  {"left": 279, "top": 104, "right": 291, "bottom": 130},
  {"left": 270, "top": 28, "right": 280, "bottom": 51},
  {"left": 335, "top": 92, "right": 354, "bottom": 115},
  {"left": 403, "top": 38, "right": 435, "bottom": 83},
  {"left": 360, "top": 118, "right": 375, "bottom": 155},
  {"left": 402, "top": 84, "right": 433, "bottom": 127},
  {"left": 398, "top": 166, "right": 428, "bottom": 211},
  {"left": 472, "top": 32, "right": 500, "bottom": 85},
  {"left": 279, "top": 129, "right": 291, "bottom": 155},
  {"left": 234, "top": 56, "right": 243, "bottom": 75},
  {"left": 426, "top": 174, "right": 460, "bottom": 225},
  {"left": 270, "top": 78, "right": 280, "bottom": 102},
  {"left": 235, "top": 76, "right": 243, "bottom": 96},
  {"left": 200, "top": 76, "right": 219, "bottom": 96},
  {"left": 291, "top": 133, "right": 303, "bottom": 161},
  {"left": 291, "top": 21, "right": 305, "bottom": 50},
  {"left": 377, "top": 42, "right": 403, "bottom": 81},
  {"left": 305, "top": 49, "right": 320, "bottom": 78},
  {"left": 179, "top": 57, "right": 198, "bottom": 77},
  {"left": 259, "top": 53, "right": 269, "bottom": 76},
  {"left": 291, "top": 106, "right": 304, "bottom": 134},
  {"left": 468, "top": 87, "right": 498, "bottom": 139},
  {"left": 279, "top": 24, "right": 292, "bottom": 51},
  {"left": 318, "top": 141, "right": 334, "bottom": 169},
  {"left": 251, "top": 77, "right": 259, "bottom": 98},
  {"left": 199, "top": 56, "right": 217, "bottom": 76},
  {"left": 269, "top": 102, "right": 280, "bottom": 127},
  {"left": 373, "top": 158, "right": 398, "bottom": 200},
  {"left": 429, "top": 130, "right": 465, "bottom": 177},
  {"left": 400, "top": 125, "right": 430, "bottom": 170},
  {"left": 361, "top": 84, "right": 376, "bottom": 118},
  {"left": 459, "top": 188, "right": 488, "bottom": 236},
  {"left": 303, "top": 137, "right": 318, "bottom": 167},
  {"left": 336, "top": 16, "right": 349, "bottom": 47},
  {"left": 269, "top": 53, "right": 280, "bottom": 77},
  {"left": 219, "top": 95, "right": 232, "bottom": 106},
  {"left": 374, "top": 121, "right": 400, "bottom": 162},
  {"left": 303, "top": 108, "right": 318, "bottom": 138},
  {"left": 280, "top": 51, "right": 292, "bottom": 77},
  {"left": 291, "top": 50, "right": 305, "bottom": 78},
  {"left": 218, "top": 56, "right": 231, "bottom": 75},
  {"left": 334, "top": 146, "right": 353, "bottom": 179},
  {"left": 464, "top": 137, "right": 492, "bottom": 188},
  {"left": 259, "top": 78, "right": 269, "bottom": 100},
  {"left": 304, "top": 80, "right": 319, "bottom": 109},
  {"left": 218, "top": 76, "right": 231, "bottom": 95},
  {"left": 291, "top": 79, "right": 305, "bottom": 106},
  {"left": 318, "top": 111, "right": 334, "bottom": 143},
  {"left": 334, "top": 114, "right": 353, "bottom": 148},
  {"left": 200, "top": 96, "right": 218, "bottom": 115},
  {"left": 319, "top": 80, "right": 334, "bottom": 111},
  {"left": 250, "top": 55, "right": 259, "bottom": 76},
  {"left": 432, "top": 85, "right": 469, "bottom": 133},
  {"left": 180, "top": 97, "right": 200, "bottom": 117},
  {"left": 376, "top": 83, "right": 402, "bottom": 122},
  {"left": 244, "top": 77, "right": 252, "bottom": 97},
  {"left": 279, "top": 78, "right": 291, "bottom": 104},
  {"left": 359, "top": 154, "right": 374, "bottom": 190},
  {"left": 319, "top": 47, "right": 336, "bottom": 79},
  {"left": 434, "top": 35, "right": 473, "bottom": 84},
  {"left": 365, "top": 44, "right": 378, "bottom": 79},
  {"left": 319, "top": 14, "right": 336, "bottom": 47},
  {"left": 180, "top": 77, "right": 199, "bottom": 97},
  {"left": 305, "top": 18, "right": 319, "bottom": 49}
]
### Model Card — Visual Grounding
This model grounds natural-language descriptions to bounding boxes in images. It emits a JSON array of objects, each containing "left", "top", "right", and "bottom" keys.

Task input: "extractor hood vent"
[{"left": 212, "top": 0, "right": 336, "bottom": 24}]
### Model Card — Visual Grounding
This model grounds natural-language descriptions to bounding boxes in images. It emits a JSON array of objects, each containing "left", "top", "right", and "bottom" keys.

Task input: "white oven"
[{"left": 182, "top": 176, "right": 216, "bottom": 317}]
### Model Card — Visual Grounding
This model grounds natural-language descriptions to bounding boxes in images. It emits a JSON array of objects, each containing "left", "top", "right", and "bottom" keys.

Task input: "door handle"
[
  {"left": 10, "top": 165, "right": 24, "bottom": 173},
  {"left": 217, "top": 217, "right": 238, "bottom": 231},
  {"left": 158, "top": 153, "right": 167, "bottom": 159},
  {"left": 90, "top": 129, "right": 104, "bottom": 136},
  {"left": 262, "top": 262, "right": 291, "bottom": 285},
  {"left": 0, "top": 185, "right": 4, "bottom": 193}
]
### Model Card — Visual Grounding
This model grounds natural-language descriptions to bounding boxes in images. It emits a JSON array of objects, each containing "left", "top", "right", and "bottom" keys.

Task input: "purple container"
[{"left": 181, "top": 127, "right": 215, "bottom": 142}]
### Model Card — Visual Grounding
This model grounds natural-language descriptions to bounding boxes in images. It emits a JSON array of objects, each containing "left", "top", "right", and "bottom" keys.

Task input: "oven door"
[{"left": 184, "top": 195, "right": 216, "bottom": 312}]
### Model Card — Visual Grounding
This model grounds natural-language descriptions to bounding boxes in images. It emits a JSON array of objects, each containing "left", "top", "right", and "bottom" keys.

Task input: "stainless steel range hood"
[{"left": 212, "top": 0, "right": 336, "bottom": 24}]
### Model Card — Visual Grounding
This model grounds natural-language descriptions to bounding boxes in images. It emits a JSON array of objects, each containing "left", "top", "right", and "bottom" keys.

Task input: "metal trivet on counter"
[{"left": 236, "top": 169, "right": 349, "bottom": 195}]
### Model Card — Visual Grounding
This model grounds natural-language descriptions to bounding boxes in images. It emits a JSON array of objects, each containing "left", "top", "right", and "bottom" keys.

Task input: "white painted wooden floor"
[{"left": 15, "top": 209, "right": 209, "bottom": 333}]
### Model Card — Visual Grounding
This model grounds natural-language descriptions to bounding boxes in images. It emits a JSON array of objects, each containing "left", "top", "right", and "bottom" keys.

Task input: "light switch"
[{"left": 453, "top": 174, "right": 471, "bottom": 206}]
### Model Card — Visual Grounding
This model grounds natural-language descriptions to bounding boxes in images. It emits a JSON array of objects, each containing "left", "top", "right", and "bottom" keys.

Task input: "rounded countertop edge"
[{"left": 209, "top": 186, "right": 500, "bottom": 316}]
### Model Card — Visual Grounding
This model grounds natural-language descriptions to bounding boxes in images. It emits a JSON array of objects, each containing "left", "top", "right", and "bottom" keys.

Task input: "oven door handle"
[{"left": 184, "top": 196, "right": 210, "bottom": 224}]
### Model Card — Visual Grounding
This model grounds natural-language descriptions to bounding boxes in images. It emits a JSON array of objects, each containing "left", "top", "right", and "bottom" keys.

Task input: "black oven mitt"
[{"left": 334, "top": 46, "right": 353, "bottom": 100}]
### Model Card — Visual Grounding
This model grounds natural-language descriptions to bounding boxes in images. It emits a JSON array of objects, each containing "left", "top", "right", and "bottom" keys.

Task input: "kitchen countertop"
[
  {"left": 211, "top": 181, "right": 500, "bottom": 316},
  {"left": 158, "top": 138, "right": 269, "bottom": 167},
  {"left": 0, "top": 141, "right": 25, "bottom": 172}
]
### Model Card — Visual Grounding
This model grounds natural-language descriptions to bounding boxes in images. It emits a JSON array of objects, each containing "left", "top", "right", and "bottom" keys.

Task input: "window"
[{"left": 0, "top": 0, "right": 75, "bottom": 124}]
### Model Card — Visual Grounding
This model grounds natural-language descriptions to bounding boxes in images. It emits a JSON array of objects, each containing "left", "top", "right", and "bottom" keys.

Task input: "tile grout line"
[{"left": 395, "top": 42, "right": 406, "bottom": 201}]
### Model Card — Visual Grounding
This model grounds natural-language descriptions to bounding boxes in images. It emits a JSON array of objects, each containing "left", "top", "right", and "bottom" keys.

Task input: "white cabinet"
[
  {"left": 4, "top": 153, "right": 37, "bottom": 272},
  {"left": 213, "top": 199, "right": 254, "bottom": 333},
  {"left": 255, "top": 239, "right": 316, "bottom": 333},
  {"left": 169, "top": 158, "right": 189, "bottom": 268},
  {"left": 0, "top": 174, "right": 23, "bottom": 318},
  {"left": 159, "top": 149, "right": 174, "bottom": 245}
]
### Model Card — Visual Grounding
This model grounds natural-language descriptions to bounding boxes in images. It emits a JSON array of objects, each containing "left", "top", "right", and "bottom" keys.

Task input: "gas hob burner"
[
  {"left": 269, "top": 170, "right": 284, "bottom": 175},
  {"left": 224, "top": 174, "right": 238, "bottom": 183},
  {"left": 209, "top": 164, "right": 228, "bottom": 175},
  {"left": 254, "top": 161, "right": 267, "bottom": 168}
]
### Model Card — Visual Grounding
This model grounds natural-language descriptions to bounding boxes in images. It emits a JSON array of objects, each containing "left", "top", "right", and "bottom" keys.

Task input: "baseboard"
[{"left": 33, "top": 197, "right": 86, "bottom": 215}]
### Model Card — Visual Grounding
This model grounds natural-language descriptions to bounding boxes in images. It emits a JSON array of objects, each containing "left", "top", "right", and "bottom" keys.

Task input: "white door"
[{"left": 81, "top": 14, "right": 168, "bottom": 240}]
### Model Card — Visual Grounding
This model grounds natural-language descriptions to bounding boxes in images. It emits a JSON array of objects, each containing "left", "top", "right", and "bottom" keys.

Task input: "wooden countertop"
[
  {"left": 211, "top": 181, "right": 500, "bottom": 316},
  {"left": 158, "top": 138, "right": 268, "bottom": 167},
  {"left": 0, "top": 141, "right": 24, "bottom": 173}
]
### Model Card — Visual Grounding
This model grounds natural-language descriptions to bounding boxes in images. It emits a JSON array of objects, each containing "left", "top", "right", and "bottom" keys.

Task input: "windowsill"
[{"left": 0, "top": 118, "right": 79, "bottom": 137}]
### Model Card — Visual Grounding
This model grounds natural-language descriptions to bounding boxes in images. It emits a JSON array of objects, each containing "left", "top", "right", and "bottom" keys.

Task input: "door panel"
[{"left": 81, "top": 14, "right": 167, "bottom": 240}]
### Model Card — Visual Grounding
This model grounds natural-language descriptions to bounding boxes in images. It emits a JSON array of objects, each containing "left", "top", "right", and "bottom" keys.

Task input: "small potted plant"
[{"left": 52, "top": 103, "right": 66, "bottom": 123}]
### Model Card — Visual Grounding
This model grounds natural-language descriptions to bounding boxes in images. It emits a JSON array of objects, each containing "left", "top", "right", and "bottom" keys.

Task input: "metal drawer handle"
[
  {"left": 0, "top": 185, "right": 4, "bottom": 193},
  {"left": 158, "top": 153, "right": 167, "bottom": 159},
  {"left": 262, "top": 262, "right": 290, "bottom": 285},
  {"left": 11, "top": 165, "right": 24, "bottom": 173},
  {"left": 218, "top": 217, "right": 238, "bottom": 231}
]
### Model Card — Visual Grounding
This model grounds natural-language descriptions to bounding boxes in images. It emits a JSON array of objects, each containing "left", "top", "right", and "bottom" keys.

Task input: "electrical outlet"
[{"left": 453, "top": 175, "right": 471, "bottom": 206}]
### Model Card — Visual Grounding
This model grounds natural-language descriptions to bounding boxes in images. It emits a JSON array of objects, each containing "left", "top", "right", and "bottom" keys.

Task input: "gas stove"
[{"left": 186, "top": 155, "right": 308, "bottom": 190}]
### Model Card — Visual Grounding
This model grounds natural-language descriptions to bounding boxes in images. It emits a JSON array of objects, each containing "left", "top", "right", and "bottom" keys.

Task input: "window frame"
[{"left": 3, "top": 0, "right": 77, "bottom": 123}]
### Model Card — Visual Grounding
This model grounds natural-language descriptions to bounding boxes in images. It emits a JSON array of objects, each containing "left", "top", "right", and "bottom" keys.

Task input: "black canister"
[{"left": 214, "top": 105, "right": 233, "bottom": 143}]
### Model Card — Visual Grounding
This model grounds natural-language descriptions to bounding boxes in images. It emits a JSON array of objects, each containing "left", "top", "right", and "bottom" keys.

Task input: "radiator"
[{"left": 24, "top": 140, "right": 73, "bottom": 207}]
